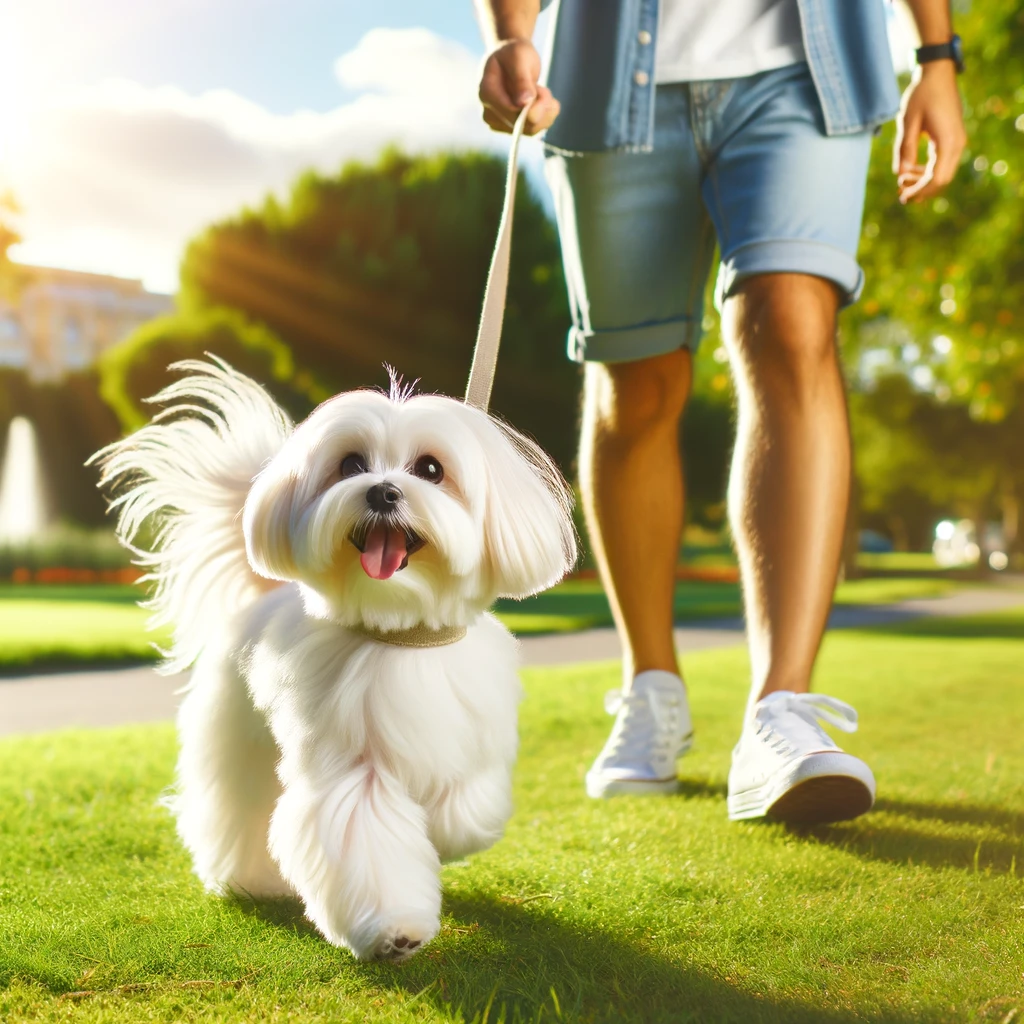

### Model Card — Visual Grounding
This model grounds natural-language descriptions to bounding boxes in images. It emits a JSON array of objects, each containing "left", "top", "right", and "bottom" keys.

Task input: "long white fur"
[
  {"left": 94, "top": 359, "right": 576, "bottom": 960},
  {"left": 92, "top": 359, "right": 293, "bottom": 674}
]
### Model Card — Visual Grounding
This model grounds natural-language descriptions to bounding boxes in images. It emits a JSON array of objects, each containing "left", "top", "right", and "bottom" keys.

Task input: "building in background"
[{"left": 0, "top": 265, "right": 172, "bottom": 381}]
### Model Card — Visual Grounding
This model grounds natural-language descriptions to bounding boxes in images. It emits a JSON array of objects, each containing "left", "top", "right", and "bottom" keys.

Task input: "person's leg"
[
  {"left": 721, "top": 273, "right": 849, "bottom": 705},
  {"left": 697, "top": 64, "right": 876, "bottom": 822},
  {"left": 578, "top": 348, "right": 692, "bottom": 686},
  {"left": 545, "top": 85, "right": 715, "bottom": 797}
]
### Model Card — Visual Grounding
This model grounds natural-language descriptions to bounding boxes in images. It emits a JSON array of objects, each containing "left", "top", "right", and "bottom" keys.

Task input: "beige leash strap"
[{"left": 464, "top": 101, "right": 533, "bottom": 412}]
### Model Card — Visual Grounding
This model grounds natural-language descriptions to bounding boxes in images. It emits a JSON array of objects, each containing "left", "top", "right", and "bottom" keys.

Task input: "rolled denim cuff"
[
  {"left": 716, "top": 239, "right": 865, "bottom": 308},
  {"left": 567, "top": 316, "right": 702, "bottom": 364}
]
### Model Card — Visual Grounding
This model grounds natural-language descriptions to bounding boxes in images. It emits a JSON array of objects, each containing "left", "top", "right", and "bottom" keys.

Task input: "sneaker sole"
[
  {"left": 727, "top": 752, "right": 875, "bottom": 824},
  {"left": 586, "top": 774, "right": 682, "bottom": 798},
  {"left": 585, "top": 736, "right": 694, "bottom": 799}
]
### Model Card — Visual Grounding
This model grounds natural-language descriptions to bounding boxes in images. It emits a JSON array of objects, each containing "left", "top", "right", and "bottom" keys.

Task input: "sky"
[{"left": 0, "top": 1, "right": 554, "bottom": 294}]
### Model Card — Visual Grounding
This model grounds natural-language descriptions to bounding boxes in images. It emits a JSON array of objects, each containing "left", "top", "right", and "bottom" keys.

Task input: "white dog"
[{"left": 95, "top": 359, "right": 576, "bottom": 960}]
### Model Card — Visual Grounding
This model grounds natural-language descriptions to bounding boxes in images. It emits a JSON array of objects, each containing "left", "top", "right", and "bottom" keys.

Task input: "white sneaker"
[
  {"left": 585, "top": 670, "right": 694, "bottom": 798},
  {"left": 727, "top": 691, "right": 875, "bottom": 824}
]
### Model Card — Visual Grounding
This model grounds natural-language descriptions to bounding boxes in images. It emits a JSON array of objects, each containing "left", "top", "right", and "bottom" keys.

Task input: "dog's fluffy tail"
[{"left": 93, "top": 358, "right": 293, "bottom": 674}]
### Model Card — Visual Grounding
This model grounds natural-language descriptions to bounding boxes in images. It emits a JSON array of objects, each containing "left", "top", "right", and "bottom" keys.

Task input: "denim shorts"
[{"left": 544, "top": 62, "right": 873, "bottom": 363}]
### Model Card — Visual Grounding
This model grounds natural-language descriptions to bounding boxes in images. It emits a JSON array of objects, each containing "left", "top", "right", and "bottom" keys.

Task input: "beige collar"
[{"left": 349, "top": 622, "right": 468, "bottom": 648}]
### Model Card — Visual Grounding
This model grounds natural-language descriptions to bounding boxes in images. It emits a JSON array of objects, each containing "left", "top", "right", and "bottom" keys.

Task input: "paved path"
[{"left": 3, "top": 586, "right": 1023, "bottom": 738}]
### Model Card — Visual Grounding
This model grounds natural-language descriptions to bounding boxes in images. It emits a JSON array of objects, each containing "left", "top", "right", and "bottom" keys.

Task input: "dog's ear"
[
  {"left": 243, "top": 455, "right": 299, "bottom": 581},
  {"left": 481, "top": 418, "right": 577, "bottom": 599}
]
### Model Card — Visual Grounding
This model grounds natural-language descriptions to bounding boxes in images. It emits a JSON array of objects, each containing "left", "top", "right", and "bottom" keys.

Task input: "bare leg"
[
  {"left": 721, "top": 274, "right": 850, "bottom": 704},
  {"left": 578, "top": 348, "right": 692, "bottom": 688}
]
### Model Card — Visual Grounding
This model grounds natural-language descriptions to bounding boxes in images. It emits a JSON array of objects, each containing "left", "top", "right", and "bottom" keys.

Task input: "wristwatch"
[{"left": 916, "top": 34, "right": 964, "bottom": 73}]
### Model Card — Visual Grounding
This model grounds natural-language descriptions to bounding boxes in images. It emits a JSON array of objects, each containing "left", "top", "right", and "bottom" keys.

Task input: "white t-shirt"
[{"left": 655, "top": 0, "right": 805, "bottom": 83}]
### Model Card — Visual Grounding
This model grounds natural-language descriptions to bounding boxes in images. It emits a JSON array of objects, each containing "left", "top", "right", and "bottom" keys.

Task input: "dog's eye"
[
  {"left": 340, "top": 454, "right": 367, "bottom": 479},
  {"left": 412, "top": 455, "right": 444, "bottom": 484}
]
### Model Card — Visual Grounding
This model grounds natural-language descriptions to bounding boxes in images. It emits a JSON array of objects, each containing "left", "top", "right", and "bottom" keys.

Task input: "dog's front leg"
[
  {"left": 269, "top": 763, "right": 440, "bottom": 960},
  {"left": 427, "top": 764, "right": 514, "bottom": 862}
]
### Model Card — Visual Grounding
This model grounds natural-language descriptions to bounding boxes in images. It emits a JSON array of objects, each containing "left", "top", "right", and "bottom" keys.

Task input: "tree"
[
  {"left": 171, "top": 148, "right": 582, "bottom": 471},
  {"left": 848, "top": 1, "right": 1023, "bottom": 418},
  {"left": 0, "top": 191, "right": 25, "bottom": 300},
  {"left": 98, "top": 307, "right": 320, "bottom": 432},
  {"left": 0, "top": 369, "right": 123, "bottom": 528},
  {"left": 841, "top": 0, "right": 1024, "bottom": 552},
  {"left": 850, "top": 0, "right": 1023, "bottom": 399}
]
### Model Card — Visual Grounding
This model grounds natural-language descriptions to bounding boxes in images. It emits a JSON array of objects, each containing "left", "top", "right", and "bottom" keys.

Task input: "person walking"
[{"left": 475, "top": 0, "right": 966, "bottom": 822}]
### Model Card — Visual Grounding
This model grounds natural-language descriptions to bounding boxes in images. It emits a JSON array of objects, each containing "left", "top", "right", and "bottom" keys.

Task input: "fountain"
[{"left": 0, "top": 416, "right": 49, "bottom": 541}]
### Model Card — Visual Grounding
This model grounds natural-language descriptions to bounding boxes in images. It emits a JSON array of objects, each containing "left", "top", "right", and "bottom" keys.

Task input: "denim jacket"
[{"left": 541, "top": 0, "right": 901, "bottom": 153}]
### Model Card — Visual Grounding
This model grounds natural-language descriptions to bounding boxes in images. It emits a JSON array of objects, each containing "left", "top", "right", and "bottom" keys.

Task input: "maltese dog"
[{"left": 95, "top": 359, "right": 576, "bottom": 960}]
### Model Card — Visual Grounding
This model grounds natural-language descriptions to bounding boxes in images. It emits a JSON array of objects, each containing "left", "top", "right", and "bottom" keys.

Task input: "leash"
[
  {"left": 349, "top": 107, "right": 533, "bottom": 652},
  {"left": 464, "top": 101, "right": 534, "bottom": 413}
]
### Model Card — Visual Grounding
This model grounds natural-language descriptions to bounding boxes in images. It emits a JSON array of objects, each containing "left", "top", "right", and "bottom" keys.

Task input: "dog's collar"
[{"left": 349, "top": 622, "right": 468, "bottom": 648}]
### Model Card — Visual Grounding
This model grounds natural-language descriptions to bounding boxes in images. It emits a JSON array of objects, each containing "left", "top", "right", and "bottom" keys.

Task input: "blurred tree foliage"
[
  {"left": 852, "top": 373, "right": 1024, "bottom": 552},
  {"left": 0, "top": 192, "right": 113, "bottom": 528},
  {"left": 105, "top": 150, "right": 581, "bottom": 469},
  {"left": 97, "top": 307, "right": 317, "bottom": 432},
  {"left": 848, "top": 0, "right": 1023, "bottom": 419},
  {"left": 0, "top": 192, "right": 26, "bottom": 300},
  {"left": 843, "top": 0, "right": 1024, "bottom": 549},
  {"left": 0, "top": 369, "right": 122, "bottom": 528},
  {"left": 0, "top": 193, "right": 19, "bottom": 261}
]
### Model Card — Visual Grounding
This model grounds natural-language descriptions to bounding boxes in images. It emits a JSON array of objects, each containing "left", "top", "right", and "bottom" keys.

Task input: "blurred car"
[{"left": 858, "top": 529, "right": 894, "bottom": 553}]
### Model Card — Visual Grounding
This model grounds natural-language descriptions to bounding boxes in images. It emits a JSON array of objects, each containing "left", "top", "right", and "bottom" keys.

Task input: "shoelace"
[
  {"left": 754, "top": 692, "right": 859, "bottom": 756},
  {"left": 765, "top": 692, "right": 859, "bottom": 733},
  {"left": 604, "top": 688, "right": 685, "bottom": 761}
]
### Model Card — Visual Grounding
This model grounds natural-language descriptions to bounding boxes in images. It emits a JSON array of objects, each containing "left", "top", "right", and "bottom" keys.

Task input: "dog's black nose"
[{"left": 366, "top": 482, "right": 403, "bottom": 513}]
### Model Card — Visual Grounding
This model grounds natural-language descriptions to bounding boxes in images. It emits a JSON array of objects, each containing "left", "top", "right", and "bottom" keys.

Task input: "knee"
[
  {"left": 725, "top": 274, "right": 840, "bottom": 390},
  {"left": 584, "top": 348, "right": 692, "bottom": 441}
]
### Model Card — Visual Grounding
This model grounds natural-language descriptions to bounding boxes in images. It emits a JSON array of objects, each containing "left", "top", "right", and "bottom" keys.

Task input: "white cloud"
[
  {"left": 3, "top": 28, "right": 541, "bottom": 294},
  {"left": 334, "top": 27, "right": 481, "bottom": 99}
]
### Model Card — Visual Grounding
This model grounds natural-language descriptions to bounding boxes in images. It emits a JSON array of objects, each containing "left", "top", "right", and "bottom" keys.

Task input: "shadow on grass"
[
  {"left": 495, "top": 581, "right": 744, "bottom": 632},
  {"left": 0, "top": 585, "right": 141, "bottom": 604},
  {"left": 227, "top": 894, "right": 320, "bottom": 938},
  {"left": 786, "top": 794, "right": 1024, "bottom": 875},
  {"left": 876, "top": 795, "right": 1024, "bottom": 834},
  {"left": 852, "top": 611, "right": 1024, "bottom": 641},
  {"left": 675, "top": 776, "right": 728, "bottom": 801},
  {"left": 356, "top": 893, "right": 923, "bottom": 1024},
  {"left": 0, "top": 656, "right": 158, "bottom": 679},
  {"left": 670, "top": 780, "right": 1024, "bottom": 876}
]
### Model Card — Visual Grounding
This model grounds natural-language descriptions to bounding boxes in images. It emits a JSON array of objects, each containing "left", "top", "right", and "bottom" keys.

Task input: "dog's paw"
[
  {"left": 350, "top": 910, "right": 439, "bottom": 962},
  {"left": 374, "top": 931, "right": 425, "bottom": 962}
]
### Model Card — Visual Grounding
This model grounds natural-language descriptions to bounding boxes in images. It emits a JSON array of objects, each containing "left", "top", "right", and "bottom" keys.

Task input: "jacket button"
[
  {"left": 634, "top": 70, "right": 650, "bottom": 86},
  {"left": 638, "top": 30, "right": 652, "bottom": 45}
]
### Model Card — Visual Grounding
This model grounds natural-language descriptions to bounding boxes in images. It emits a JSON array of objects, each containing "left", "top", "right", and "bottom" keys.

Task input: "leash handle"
[{"left": 465, "top": 101, "right": 533, "bottom": 412}]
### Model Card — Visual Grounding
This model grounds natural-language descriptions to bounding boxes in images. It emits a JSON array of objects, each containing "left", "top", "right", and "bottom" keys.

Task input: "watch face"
[{"left": 951, "top": 34, "right": 964, "bottom": 71}]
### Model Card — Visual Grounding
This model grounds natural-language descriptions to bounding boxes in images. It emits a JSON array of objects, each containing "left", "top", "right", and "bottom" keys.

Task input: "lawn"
[
  {"left": 0, "top": 576, "right": 961, "bottom": 671},
  {"left": 0, "top": 586, "right": 169, "bottom": 672},
  {"left": 2, "top": 609, "right": 1022, "bottom": 1022}
]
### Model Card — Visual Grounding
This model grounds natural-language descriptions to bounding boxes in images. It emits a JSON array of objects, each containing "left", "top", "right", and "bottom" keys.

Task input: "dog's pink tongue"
[{"left": 360, "top": 524, "right": 408, "bottom": 580}]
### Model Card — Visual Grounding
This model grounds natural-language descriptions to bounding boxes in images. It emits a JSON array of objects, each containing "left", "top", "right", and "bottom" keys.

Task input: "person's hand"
[
  {"left": 478, "top": 38, "right": 559, "bottom": 136},
  {"left": 893, "top": 62, "right": 967, "bottom": 204}
]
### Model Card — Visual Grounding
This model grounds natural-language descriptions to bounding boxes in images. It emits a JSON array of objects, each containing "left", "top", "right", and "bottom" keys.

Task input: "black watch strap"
[{"left": 916, "top": 34, "right": 964, "bottom": 73}]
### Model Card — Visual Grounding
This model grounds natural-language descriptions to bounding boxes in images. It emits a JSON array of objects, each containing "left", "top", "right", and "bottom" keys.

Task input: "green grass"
[
  {"left": 0, "top": 591, "right": 169, "bottom": 672},
  {"left": 0, "top": 577, "right": 963, "bottom": 671},
  {"left": 2, "top": 609, "right": 1023, "bottom": 1022}
]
